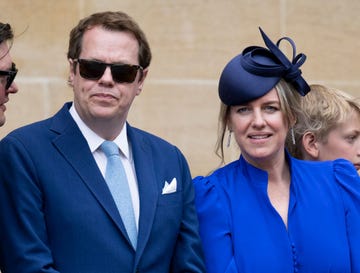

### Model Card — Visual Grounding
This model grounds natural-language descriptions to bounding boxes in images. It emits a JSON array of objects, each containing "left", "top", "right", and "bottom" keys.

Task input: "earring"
[
  {"left": 227, "top": 130, "right": 232, "bottom": 148},
  {"left": 291, "top": 127, "right": 296, "bottom": 145}
]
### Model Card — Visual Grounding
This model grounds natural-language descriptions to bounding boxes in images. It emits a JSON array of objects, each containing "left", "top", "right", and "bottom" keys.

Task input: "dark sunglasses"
[
  {"left": 74, "top": 59, "right": 143, "bottom": 83},
  {"left": 0, "top": 63, "right": 17, "bottom": 90}
]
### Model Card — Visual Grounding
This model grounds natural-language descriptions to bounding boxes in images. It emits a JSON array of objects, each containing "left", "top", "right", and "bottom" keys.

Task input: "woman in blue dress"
[{"left": 194, "top": 28, "right": 360, "bottom": 273}]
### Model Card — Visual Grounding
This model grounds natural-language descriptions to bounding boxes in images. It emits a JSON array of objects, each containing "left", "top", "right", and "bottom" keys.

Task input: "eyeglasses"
[
  {"left": 0, "top": 62, "right": 17, "bottom": 90},
  {"left": 73, "top": 59, "right": 143, "bottom": 83}
]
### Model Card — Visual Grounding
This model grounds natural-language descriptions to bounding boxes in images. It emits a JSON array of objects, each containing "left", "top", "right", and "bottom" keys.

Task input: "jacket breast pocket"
[{"left": 157, "top": 191, "right": 182, "bottom": 206}]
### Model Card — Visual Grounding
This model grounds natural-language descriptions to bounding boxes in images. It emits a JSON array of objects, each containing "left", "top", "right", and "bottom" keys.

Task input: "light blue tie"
[{"left": 101, "top": 141, "right": 137, "bottom": 249}]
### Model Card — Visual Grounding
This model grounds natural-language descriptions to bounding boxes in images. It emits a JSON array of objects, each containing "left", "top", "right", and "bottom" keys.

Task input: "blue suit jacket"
[{"left": 0, "top": 103, "right": 205, "bottom": 273}]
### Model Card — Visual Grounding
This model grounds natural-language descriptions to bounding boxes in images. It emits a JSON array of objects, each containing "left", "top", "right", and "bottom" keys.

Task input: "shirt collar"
[{"left": 69, "top": 104, "right": 130, "bottom": 159}]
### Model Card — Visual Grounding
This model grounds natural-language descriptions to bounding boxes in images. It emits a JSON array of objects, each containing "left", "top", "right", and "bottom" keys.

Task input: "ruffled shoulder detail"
[
  {"left": 193, "top": 174, "right": 215, "bottom": 191},
  {"left": 193, "top": 174, "right": 230, "bottom": 223},
  {"left": 193, "top": 160, "right": 242, "bottom": 215}
]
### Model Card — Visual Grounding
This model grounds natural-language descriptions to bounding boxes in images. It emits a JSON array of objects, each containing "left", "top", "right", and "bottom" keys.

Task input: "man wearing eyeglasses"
[
  {"left": 0, "top": 11, "right": 205, "bottom": 273},
  {"left": 0, "top": 22, "right": 18, "bottom": 127}
]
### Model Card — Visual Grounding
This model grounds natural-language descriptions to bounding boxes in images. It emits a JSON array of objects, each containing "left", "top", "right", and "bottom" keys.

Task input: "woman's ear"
[{"left": 302, "top": 132, "right": 320, "bottom": 160}]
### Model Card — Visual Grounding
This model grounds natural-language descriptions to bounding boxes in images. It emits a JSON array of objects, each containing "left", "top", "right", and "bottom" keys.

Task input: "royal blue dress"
[{"left": 194, "top": 152, "right": 360, "bottom": 273}]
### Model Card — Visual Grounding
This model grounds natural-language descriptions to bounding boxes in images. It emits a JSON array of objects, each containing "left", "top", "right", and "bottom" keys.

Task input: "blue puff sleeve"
[
  {"left": 193, "top": 176, "right": 238, "bottom": 273},
  {"left": 333, "top": 159, "right": 360, "bottom": 273}
]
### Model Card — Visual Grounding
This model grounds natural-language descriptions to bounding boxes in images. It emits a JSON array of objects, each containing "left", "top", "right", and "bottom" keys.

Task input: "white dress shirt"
[{"left": 69, "top": 105, "right": 140, "bottom": 230}]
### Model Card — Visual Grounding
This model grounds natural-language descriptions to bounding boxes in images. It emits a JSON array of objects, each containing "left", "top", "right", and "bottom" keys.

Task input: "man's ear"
[
  {"left": 66, "top": 59, "right": 76, "bottom": 87},
  {"left": 136, "top": 68, "right": 148, "bottom": 95},
  {"left": 302, "top": 132, "right": 320, "bottom": 160}
]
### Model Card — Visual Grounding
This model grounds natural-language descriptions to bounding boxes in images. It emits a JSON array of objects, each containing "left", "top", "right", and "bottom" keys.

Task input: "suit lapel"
[
  {"left": 49, "top": 103, "right": 133, "bottom": 247},
  {"left": 127, "top": 125, "right": 158, "bottom": 259}
]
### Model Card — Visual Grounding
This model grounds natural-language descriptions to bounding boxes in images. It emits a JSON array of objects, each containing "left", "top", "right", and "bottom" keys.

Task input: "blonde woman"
[{"left": 194, "top": 28, "right": 360, "bottom": 273}]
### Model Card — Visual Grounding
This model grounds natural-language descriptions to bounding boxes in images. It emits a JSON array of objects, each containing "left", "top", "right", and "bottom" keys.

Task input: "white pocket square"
[{"left": 162, "top": 178, "right": 177, "bottom": 194}]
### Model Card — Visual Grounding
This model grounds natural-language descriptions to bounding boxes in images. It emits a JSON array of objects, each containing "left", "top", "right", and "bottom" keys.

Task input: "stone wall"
[{"left": 1, "top": 0, "right": 360, "bottom": 176}]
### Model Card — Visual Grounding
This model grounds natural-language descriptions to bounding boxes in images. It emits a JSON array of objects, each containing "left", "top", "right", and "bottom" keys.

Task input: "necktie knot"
[{"left": 101, "top": 141, "right": 120, "bottom": 157}]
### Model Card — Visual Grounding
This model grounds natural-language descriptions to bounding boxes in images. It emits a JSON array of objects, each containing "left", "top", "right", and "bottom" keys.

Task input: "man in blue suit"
[{"left": 0, "top": 11, "right": 205, "bottom": 273}]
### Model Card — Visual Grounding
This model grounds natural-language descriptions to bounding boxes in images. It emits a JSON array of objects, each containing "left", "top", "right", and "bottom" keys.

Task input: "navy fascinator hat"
[{"left": 218, "top": 27, "right": 310, "bottom": 106}]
